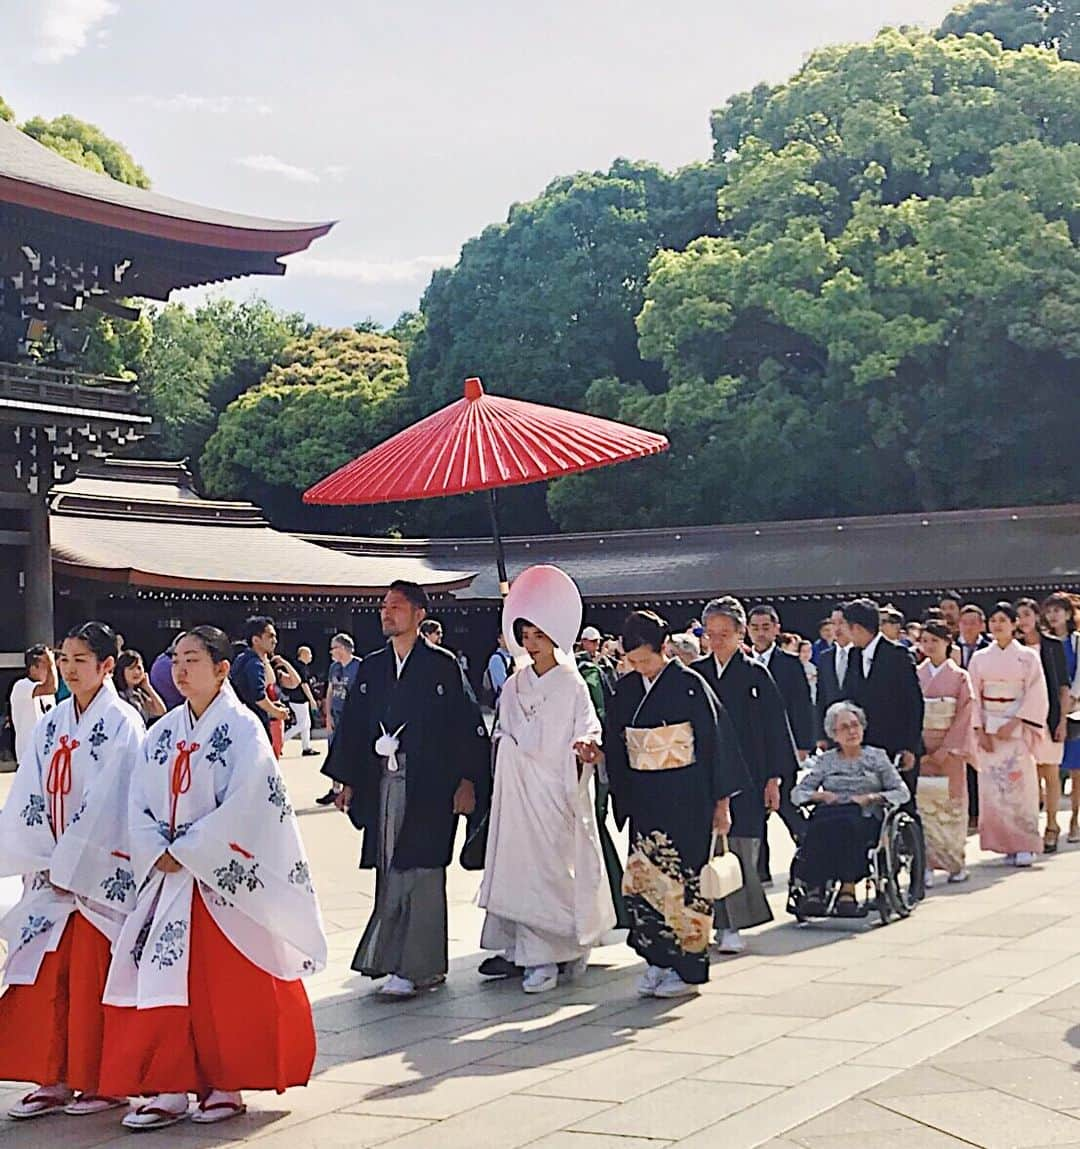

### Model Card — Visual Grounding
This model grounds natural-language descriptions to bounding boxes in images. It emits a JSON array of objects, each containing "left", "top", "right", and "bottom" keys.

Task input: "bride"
[{"left": 477, "top": 565, "right": 616, "bottom": 994}]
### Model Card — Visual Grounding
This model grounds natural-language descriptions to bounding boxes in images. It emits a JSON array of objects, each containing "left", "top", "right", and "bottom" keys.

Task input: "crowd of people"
[{"left": 1, "top": 574, "right": 1079, "bottom": 1129}]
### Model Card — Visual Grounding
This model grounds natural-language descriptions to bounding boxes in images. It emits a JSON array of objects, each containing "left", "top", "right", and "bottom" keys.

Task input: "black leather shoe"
[
  {"left": 315, "top": 789, "right": 337, "bottom": 806},
  {"left": 301, "top": 748, "right": 320, "bottom": 757},
  {"left": 478, "top": 955, "right": 524, "bottom": 979}
]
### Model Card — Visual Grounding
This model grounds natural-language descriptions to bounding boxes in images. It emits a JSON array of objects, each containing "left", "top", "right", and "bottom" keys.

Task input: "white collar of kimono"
[
  {"left": 71, "top": 677, "right": 119, "bottom": 725},
  {"left": 181, "top": 680, "right": 236, "bottom": 737},
  {"left": 394, "top": 648, "right": 410, "bottom": 678},
  {"left": 714, "top": 651, "right": 738, "bottom": 677},
  {"left": 925, "top": 659, "right": 948, "bottom": 679},
  {"left": 502, "top": 564, "right": 583, "bottom": 670}
]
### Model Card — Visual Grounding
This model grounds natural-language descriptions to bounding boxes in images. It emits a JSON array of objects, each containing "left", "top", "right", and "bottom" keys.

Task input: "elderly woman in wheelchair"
[{"left": 789, "top": 702, "right": 912, "bottom": 920}]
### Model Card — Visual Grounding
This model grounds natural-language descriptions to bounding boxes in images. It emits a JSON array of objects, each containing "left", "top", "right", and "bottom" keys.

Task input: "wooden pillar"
[{"left": 25, "top": 495, "right": 53, "bottom": 645}]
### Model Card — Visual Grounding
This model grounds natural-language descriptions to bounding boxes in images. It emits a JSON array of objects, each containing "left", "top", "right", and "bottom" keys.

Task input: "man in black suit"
[
  {"left": 815, "top": 606, "right": 860, "bottom": 741},
  {"left": 747, "top": 604, "right": 815, "bottom": 881},
  {"left": 842, "top": 597, "right": 924, "bottom": 809},
  {"left": 956, "top": 604, "right": 992, "bottom": 670},
  {"left": 696, "top": 596, "right": 798, "bottom": 955},
  {"left": 956, "top": 603, "right": 991, "bottom": 829}
]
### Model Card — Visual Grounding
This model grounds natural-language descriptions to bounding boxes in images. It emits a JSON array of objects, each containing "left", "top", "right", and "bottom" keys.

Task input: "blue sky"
[{"left": 2, "top": 0, "right": 957, "bottom": 327}]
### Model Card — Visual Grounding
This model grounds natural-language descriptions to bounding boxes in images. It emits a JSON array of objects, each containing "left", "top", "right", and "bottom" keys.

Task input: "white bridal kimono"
[
  {"left": 103, "top": 682, "right": 327, "bottom": 1008},
  {"left": 0, "top": 682, "right": 145, "bottom": 986},
  {"left": 478, "top": 661, "right": 615, "bottom": 966}
]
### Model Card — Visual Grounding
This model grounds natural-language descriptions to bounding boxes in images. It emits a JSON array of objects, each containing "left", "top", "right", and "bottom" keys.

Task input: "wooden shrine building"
[{"left": 0, "top": 117, "right": 332, "bottom": 671}]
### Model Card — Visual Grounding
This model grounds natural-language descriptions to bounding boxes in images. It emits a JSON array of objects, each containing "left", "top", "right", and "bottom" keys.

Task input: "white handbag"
[{"left": 700, "top": 833, "right": 744, "bottom": 900}]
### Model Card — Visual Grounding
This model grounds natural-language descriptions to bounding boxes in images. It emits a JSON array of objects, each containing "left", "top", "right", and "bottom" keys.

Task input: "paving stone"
[
  {"left": 943, "top": 1055, "right": 1080, "bottom": 1110},
  {"left": 876, "top": 1087, "right": 1080, "bottom": 1148},
  {"left": 794, "top": 1001, "right": 948, "bottom": 1043},
  {"left": 863, "top": 1065, "right": 983, "bottom": 1099},
  {"left": 692, "top": 1036, "right": 873, "bottom": 1086},
  {"left": 366, "top": 1094, "right": 609, "bottom": 1149},
  {"left": 521, "top": 1048, "right": 719, "bottom": 1102},
  {"left": 570, "top": 1078, "right": 777, "bottom": 1140},
  {"left": 342, "top": 1065, "right": 561, "bottom": 1120}
]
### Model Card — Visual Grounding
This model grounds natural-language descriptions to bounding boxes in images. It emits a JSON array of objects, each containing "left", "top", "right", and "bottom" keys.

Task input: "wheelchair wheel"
[{"left": 885, "top": 813, "right": 925, "bottom": 918}]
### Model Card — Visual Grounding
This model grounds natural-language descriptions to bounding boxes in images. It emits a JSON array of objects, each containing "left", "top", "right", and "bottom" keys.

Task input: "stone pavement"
[{"left": 5, "top": 747, "right": 1080, "bottom": 1148}]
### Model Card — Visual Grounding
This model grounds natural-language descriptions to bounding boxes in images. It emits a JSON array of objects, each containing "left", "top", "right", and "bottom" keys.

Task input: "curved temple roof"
[
  {"left": 50, "top": 462, "right": 474, "bottom": 597},
  {"left": 0, "top": 119, "right": 333, "bottom": 254}
]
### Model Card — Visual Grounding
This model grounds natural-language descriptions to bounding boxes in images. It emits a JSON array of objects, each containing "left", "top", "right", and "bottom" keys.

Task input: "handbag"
[{"left": 699, "top": 833, "right": 743, "bottom": 900}]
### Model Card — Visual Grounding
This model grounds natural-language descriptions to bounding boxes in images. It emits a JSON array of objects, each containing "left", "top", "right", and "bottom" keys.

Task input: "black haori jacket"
[{"left": 323, "top": 639, "right": 491, "bottom": 871}]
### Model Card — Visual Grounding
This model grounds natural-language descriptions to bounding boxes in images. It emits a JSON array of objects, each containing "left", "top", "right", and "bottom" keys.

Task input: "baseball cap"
[{"left": 581, "top": 626, "right": 602, "bottom": 642}]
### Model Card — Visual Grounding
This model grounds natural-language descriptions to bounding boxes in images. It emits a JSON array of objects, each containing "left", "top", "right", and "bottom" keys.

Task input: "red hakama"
[
  {"left": 0, "top": 913, "right": 112, "bottom": 1090},
  {"left": 99, "top": 891, "right": 316, "bottom": 1097}
]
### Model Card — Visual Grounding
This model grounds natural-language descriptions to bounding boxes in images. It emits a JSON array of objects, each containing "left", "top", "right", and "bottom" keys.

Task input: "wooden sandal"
[{"left": 190, "top": 1099, "right": 247, "bottom": 1125}]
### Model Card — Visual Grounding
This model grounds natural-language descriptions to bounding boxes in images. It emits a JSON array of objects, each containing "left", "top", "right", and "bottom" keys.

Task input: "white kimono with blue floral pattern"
[
  {"left": 0, "top": 681, "right": 145, "bottom": 986},
  {"left": 104, "top": 682, "right": 327, "bottom": 1008}
]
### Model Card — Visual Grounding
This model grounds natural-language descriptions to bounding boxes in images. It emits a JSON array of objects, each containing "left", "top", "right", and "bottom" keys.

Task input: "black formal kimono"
[
  {"left": 323, "top": 639, "right": 490, "bottom": 983},
  {"left": 695, "top": 651, "right": 798, "bottom": 928},
  {"left": 694, "top": 652, "right": 797, "bottom": 840},
  {"left": 752, "top": 646, "right": 813, "bottom": 877},
  {"left": 605, "top": 660, "right": 748, "bottom": 985}
]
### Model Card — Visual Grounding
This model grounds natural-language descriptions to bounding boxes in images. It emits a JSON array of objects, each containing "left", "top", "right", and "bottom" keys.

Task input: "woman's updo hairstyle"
[
  {"left": 921, "top": 619, "right": 952, "bottom": 644},
  {"left": 65, "top": 620, "right": 119, "bottom": 663},
  {"left": 621, "top": 610, "right": 669, "bottom": 655},
  {"left": 990, "top": 601, "right": 1019, "bottom": 624},
  {"left": 178, "top": 625, "right": 232, "bottom": 664}
]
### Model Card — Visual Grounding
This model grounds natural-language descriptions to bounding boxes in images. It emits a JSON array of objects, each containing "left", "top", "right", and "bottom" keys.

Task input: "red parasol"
[{"left": 304, "top": 376, "right": 669, "bottom": 594}]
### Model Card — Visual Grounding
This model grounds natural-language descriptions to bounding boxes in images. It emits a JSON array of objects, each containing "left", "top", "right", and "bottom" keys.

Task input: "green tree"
[
  {"left": 408, "top": 158, "right": 724, "bottom": 418},
  {"left": 586, "top": 28, "right": 1080, "bottom": 532},
  {"left": 136, "top": 298, "right": 308, "bottom": 462},
  {"left": 0, "top": 96, "right": 13, "bottom": 123},
  {"left": 939, "top": 1, "right": 1079, "bottom": 61},
  {"left": 20, "top": 113, "right": 150, "bottom": 188},
  {"left": 200, "top": 328, "right": 410, "bottom": 529}
]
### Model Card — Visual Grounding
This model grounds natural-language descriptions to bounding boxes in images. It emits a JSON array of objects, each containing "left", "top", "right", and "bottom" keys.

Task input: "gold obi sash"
[
  {"left": 625, "top": 722, "right": 695, "bottom": 772},
  {"left": 923, "top": 697, "right": 957, "bottom": 731}
]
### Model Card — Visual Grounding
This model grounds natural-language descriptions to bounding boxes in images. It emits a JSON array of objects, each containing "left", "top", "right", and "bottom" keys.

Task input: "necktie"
[{"left": 836, "top": 646, "right": 848, "bottom": 686}]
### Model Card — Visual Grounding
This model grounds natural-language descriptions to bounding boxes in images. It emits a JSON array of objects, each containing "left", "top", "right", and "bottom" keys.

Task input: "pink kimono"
[
  {"left": 918, "top": 659, "right": 977, "bottom": 874},
  {"left": 969, "top": 641, "right": 1049, "bottom": 857}
]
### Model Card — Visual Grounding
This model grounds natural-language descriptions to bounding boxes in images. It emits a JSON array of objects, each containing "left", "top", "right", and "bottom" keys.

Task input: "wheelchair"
[{"left": 786, "top": 803, "right": 925, "bottom": 926}]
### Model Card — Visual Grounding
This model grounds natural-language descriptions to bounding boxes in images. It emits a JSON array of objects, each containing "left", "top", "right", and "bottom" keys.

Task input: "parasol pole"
[{"left": 487, "top": 488, "right": 510, "bottom": 597}]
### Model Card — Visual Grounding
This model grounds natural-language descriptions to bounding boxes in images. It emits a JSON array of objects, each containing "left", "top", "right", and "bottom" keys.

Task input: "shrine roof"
[
  {"left": 0, "top": 120, "right": 333, "bottom": 254},
  {"left": 50, "top": 461, "right": 473, "bottom": 596}
]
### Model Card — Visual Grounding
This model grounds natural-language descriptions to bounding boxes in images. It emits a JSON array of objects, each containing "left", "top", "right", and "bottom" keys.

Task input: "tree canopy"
[
  {"left": 550, "top": 27, "right": 1080, "bottom": 530},
  {"left": 407, "top": 159, "right": 724, "bottom": 415},
  {"left": 20, "top": 113, "right": 150, "bottom": 188},
  {"left": 939, "top": 1, "right": 1079, "bottom": 60},
  {"left": 199, "top": 327, "right": 410, "bottom": 529}
]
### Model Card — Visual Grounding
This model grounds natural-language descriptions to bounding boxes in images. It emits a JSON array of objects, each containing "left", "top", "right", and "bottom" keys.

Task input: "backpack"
[{"left": 481, "top": 650, "right": 511, "bottom": 708}]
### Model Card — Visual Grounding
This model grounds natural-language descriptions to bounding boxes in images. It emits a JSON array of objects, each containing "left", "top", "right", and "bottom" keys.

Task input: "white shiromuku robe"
[
  {"left": 104, "top": 682, "right": 327, "bottom": 1008},
  {"left": 0, "top": 682, "right": 145, "bottom": 986},
  {"left": 478, "top": 661, "right": 615, "bottom": 965}
]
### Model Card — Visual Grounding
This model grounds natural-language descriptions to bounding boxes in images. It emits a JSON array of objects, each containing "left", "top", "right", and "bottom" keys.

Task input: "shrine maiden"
[
  {"left": 969, "top": 603, "right": 1049, "bottom": 866},
  {"left": 477, "top": 566, "right": 615, "bottom": 993},
  {"left": 0, "top": 621, "right": 144, "bottom": 1120},
  {"left": 98, "top": 627, "right": 326, "bottom": 1131},
  {"left": 917, "top": 620, "right": 977, "bottom": 884}
]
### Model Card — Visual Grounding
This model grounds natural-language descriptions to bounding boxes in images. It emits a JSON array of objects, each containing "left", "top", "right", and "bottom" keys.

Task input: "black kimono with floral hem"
[{"left": 605, "top": 660, "right": 749, "bottom": 985}]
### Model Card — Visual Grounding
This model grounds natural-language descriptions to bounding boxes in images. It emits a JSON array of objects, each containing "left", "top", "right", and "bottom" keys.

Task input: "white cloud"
[
  {"left": 139, "top": 93, "right": 273, "bottom": 117},
  {"left": 284, "top": 252, "right": 458, "bottom": 285},
  {"left": 235, "top": 154, "right": 320, "bottom": 184},
  {"left": 33, "top": 0, "right": 118, "bottom": 63}
]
